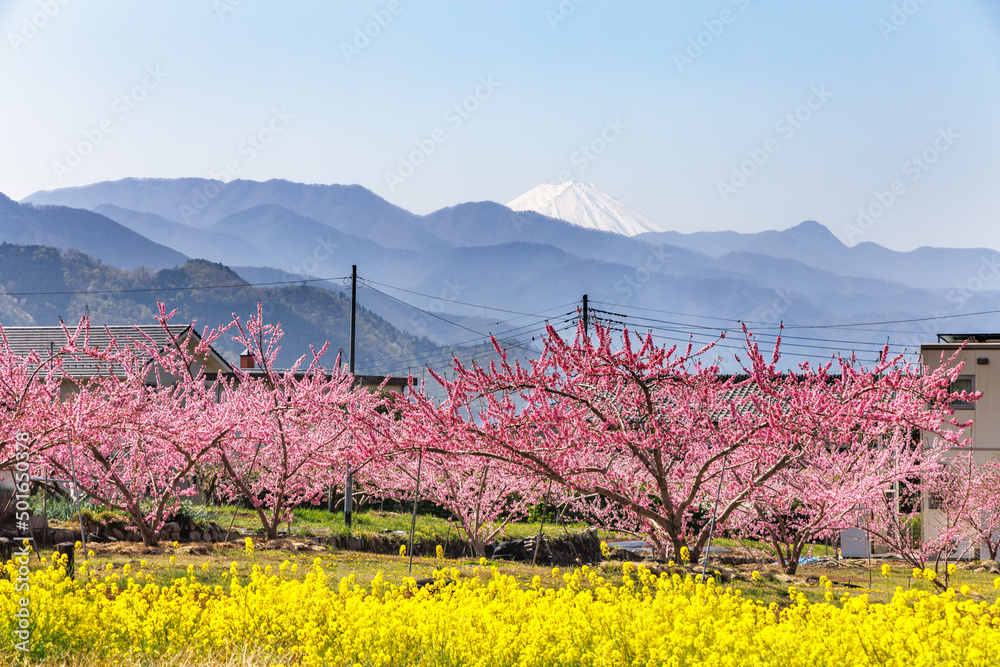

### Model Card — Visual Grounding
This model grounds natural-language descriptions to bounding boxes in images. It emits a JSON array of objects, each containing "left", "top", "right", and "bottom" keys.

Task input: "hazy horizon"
[{"left": 2, "top": 1, "right": 999, "bottom": 252}]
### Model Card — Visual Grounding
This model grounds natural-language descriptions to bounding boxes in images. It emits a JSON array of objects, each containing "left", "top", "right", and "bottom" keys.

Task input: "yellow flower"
[
  {"left": 244, "top": 537, "right": 254, "bottom": 555},
  {"left": 679, "top": 546, "right": 690, "bottom": 564},
  {"left": 399, "top": 545, "right": 407, "bottom": 558},
  {"left": 479, "top": 557, "right": 487, "bottom": 566},
  {"left": 881, "top": 564, "right": 891, "bottom": 577},
  {"left": 74, "top": 540, "right": 82, "bottom": 550},
  {"left": 172, "top": 541, "right": 179, "bottom": 549},
  {"left": 751, "top": 570, "right": 761, "bottom": 583},
  {"left": 912, "top": 567, "right": 922, "bottom": 579},
  {"left": 923, "top": 569, "right": 937, "bottom": 582},
  {"left": 1, "top": 560, "right": 997, "bottom": 664},
  {"left": 960, "top": 584, "right": 971, "bottom": 596},
  {"left": 947, "top": 563, "right": 957, "bottom": 576},
  {"left": 600, "top": 541, "right": 610, "bottom": 558},
  {"left": 436, "top": 545, "right": 444, "bottom": 559}
]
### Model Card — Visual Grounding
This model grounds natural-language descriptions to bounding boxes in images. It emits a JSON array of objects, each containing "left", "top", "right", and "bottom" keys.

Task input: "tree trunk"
[
  {"left": 470, "top": 537, "right": 486, "bottom": 559},
  {"left": 135, "top": 517, "right": 159, "bottom": 547}
]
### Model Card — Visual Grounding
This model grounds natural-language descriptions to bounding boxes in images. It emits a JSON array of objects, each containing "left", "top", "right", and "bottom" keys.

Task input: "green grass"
[
  {"left": 152, "top": 503, "right": 621, "bottom": 544},
  {"left": 52, "top": 542, "right": 566, "bottom": 591},
  {"left": 34, "top": 541, "right": 1000, "bottom": 611}
]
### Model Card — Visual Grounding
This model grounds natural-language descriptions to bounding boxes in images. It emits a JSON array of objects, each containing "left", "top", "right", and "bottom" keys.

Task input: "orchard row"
[{"left": 2, "top": 302, "right": 995, "bottom": 579}]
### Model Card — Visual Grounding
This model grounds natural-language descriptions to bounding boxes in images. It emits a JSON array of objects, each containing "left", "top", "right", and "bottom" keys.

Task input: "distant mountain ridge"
[
  {"left": 27, "top": 178, "right": 445, "bottom": 250},
  {"left": 637, "top": 221, "right": 1000, "bottom": 291},
  {"left": 15, "top": 178, "right": 1000, "bottom": 370},
  {"left": 1, "top": 192, "right": 186, "bottom": 270},
  {"left": 0, "top": 243, "right": 443, "bottom": 374}
]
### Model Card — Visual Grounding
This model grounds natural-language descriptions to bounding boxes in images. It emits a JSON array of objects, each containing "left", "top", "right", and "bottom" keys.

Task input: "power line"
[
  {"left": 775, "top": 308, "right": 1000, "bottom": 330},
  {"left": 0, "top": 275, "right": 349, "bottom": 297},
  {"left": 365, "top": 278, "right": 577, "bottom": 318},
  {"left": 359, "top": 282, "right": 575, "bottom": 340},
  {"left": 591, "top": 308, "right": 910, "bottom": 354},
  {"left": 588, "top": 299, "right": 1000, "bottom": 333},
  {"left": 586, "top": 309, "right": 914, "bottom": 363},
  {"left": 363, "top": 285, "right": 545, "bottom": 359},
  {"left": 371, "top": 314, "right": 571, "bottom": 370}
]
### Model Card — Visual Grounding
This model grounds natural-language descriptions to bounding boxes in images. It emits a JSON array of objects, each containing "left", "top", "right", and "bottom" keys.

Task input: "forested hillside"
[{"left": 0, "top": 243, "right": 446, "bottom": 373}]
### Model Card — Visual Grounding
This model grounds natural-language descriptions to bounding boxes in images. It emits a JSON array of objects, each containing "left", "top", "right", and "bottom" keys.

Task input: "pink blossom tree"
[
  {"left": 727, "top": 340, "right": 972, "bottom": 574},
  {"left": 418, "top": 323, "right": 972, "bottom": 564},
  {"left": 0, "top": 328, "right": 62, "bottom": 472},
  {"left": 363, "top": 389, "right": 542, "bottom": 557},
  {"left": 43, "top": 307, "right": 233, "bottom": 546},
  {"left": 733, "top": 430, "right": 947, "bottom": 574},
  {"left": 214, "top": 304, "right": 386, "bottom": 540},
  {"left": 921, "top": 452, "right": 1000, "bottom": 562}
]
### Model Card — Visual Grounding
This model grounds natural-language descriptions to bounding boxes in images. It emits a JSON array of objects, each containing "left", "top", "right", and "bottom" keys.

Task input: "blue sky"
[{"left": 2, "top": 0, "right": 998, "bottom": 251}]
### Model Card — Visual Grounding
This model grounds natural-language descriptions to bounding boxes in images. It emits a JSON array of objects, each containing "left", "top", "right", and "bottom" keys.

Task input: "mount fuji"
[{"left": 506, "top": 181, "right": 664, "bottom": 237}]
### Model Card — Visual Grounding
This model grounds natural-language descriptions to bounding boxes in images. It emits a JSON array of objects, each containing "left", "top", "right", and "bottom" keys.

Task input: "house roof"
[
  {"left": 1, "top": 325, "right": 234, "bottom": 378},
  {"left": 233, "top": 367, "right": 407, "bottom": 390},
  {"left": 935, "top": 333, "right": 1000, "bottom": 344}
]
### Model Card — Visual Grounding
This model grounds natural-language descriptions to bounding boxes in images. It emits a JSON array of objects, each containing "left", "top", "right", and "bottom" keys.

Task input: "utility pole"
[
  {"left": 350, "top": 265, "right": 357, "bottom": 377},
  {"left": 582, "top": 294, "right": 589, "bottom": 338},
  {"left": 345, "top": 265, "right": 357, "bottom": 529}
]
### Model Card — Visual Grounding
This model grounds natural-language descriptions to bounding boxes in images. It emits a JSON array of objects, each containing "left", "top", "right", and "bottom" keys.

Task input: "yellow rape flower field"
[{"left": 2, "top": 554, "right": 1000, "bottom": 666}]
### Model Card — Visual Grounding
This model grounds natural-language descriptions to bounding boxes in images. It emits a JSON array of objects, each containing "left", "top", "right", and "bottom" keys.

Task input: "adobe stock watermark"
[
  {"left": 717, "top": 85, "right": 833, "bottom": 202},
  {"left": 178, "top": 107, "right": 295, "bottom": 224},
  {"left": 212, "top": 0, "right": 246, "bottom": 20},
  {"left": 878, "top": 0, "right": 930, "bottom": 40},
  {"left": 408, "top": 278, "right": 469, "bottom": 336},
  {"left": 289, "top": 235, "right": 341, "bottom": 276},
  {"left": 383, "top": 75, "right": 500, "bottom": 192},
  {"left": 12, "top": 431, "right": 33, "bottom": 653},
  {"left": 895, "top": 255, "right": 1000, "bottom": 351},
  {"left": 7, "top": 0, "right": 71, "bottom": 53},
  {"left": 745, "top": 288, "right": 800, "bottom": 327},
  {"left": 51, "top": 66, "right": 169, "bottom": 182},
  {"left": 843, "top": 126, "right": 957, "bottom": 244},
  {"left": 511, "top": 117, "right": 627, "bottom": 232},
  {"left": 546, "top": 0, "right": 587, "bottom": 30},
  {"left": 341, "top": 0, "right": 414, "bottom": 63},
  {"left": 612, "top": 245, "right": 670, "bottom": 304},
  {"left": 673, "top": 0, "right": 752, "bottom": 73}
]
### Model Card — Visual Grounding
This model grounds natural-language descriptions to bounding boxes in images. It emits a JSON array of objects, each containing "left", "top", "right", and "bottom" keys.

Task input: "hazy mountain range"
[{"left": 8, "top": 178, "right": 1000, "bottom": 371}]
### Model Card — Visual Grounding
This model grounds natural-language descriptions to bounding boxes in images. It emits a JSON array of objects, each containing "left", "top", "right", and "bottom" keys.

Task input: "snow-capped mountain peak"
[{"left": 506, "top": 181, "right": 663, "bottom": 236}]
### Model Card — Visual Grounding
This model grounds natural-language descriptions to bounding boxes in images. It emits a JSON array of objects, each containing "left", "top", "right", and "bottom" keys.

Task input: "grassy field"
[
  {"left": 10, "top": 534, "right": 999, "bottom": 667},
  {"left": 39, "top": 502, "right": 1000, "bottom": 608},
  {"left": 196, "top": 503, "right": 621, "bottom": 542},
  {"left": 32, "top": 533, "right": 998, "bottom": 610}
]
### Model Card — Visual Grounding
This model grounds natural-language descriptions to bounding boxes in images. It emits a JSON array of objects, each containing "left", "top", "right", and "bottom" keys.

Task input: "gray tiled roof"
[{"left": 1, "top": 325, "right": 232, "bottom": 378}]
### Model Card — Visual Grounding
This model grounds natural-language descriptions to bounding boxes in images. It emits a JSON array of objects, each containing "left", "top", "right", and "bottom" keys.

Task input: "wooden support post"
[
  {"left": 0, "top": 538, "right": 11, "bottom": 568},
  {"left": 55, "top": 542, "right": 75, "bottom": 579}
]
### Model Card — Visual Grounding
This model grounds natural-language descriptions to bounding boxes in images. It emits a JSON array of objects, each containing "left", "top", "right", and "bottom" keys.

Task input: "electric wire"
[{"left": 0, "top": 275, "right": 350, "bottom": 297}]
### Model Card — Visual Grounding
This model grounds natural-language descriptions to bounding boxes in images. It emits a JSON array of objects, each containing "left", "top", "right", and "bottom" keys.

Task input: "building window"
[
  {"left": 927, "top": 493, "right": 944, "bottom": 510},
  {"left": 949, "top": 375, "right": 975, "bottom": 410}
]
